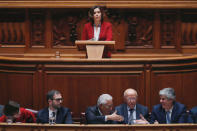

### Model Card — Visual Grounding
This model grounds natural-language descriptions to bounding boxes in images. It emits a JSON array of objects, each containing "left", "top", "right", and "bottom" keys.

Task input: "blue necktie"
[
  {"left": 166, "top": 111, "right": 171, "bottom": 124},
  {"left": 128, "top": 109, "right": 134, "bottom": 124}
]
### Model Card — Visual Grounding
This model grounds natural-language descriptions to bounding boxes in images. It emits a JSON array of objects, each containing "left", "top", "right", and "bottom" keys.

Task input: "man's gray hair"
[
  {"left": 159, "top": 88, "right": 176, "bottom": 100},
  {"left": 97, "top": 94, "right": 113, "bottom": 106}
]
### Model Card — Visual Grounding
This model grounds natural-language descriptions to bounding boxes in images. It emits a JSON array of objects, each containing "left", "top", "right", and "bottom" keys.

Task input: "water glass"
[
  {"left": 6, "top": 117, "right": 13, "bottom": 124},
  {"left": 49, "top": 116, "right": 56, "bottom": 125}
]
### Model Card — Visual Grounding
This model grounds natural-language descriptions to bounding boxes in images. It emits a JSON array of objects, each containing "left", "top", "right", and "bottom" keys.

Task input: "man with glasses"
[
  {"left": 115, "top": 88, "right": 149, "bottom": 124},
  {"left": 85, "top": 94, "right": 124, "bottom": 124},
  {"left": 37, "top": 90, "right": 73, "bottom": 124}
]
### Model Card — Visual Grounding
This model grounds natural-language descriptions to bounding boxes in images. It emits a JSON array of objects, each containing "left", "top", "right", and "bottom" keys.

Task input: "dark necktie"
[
  {"left": 166, "top": 111, "right": 171, "bottom": 124},
  {"left": 52, "top": 112, "right": 55, "bottom": 117},
  {"left": 128, "top": 109, "right": 134, "bottom": 124},
  {"left": 49, "top": 111, "right": 56, "bottom": 124}
]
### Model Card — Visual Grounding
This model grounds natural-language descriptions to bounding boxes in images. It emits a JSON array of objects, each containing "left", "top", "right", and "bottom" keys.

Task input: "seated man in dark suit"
[
  {"left": 188, "top": 106, "right": 197, "bottom": 123},
  {"left": 115, "top": 88, "right": 149, "bottom": 124},
  {"left": 85, "top": 94, "right": 124, "bottom": 124},
  {"left": 37, "top": 90, "right": 73, "bottom": 124},
  {"left": 0, "top": 105, "right": 4, "bottom": 117},
  {"left": 150, "top": 88, "right": 187, "bottom": 124},
  {"left": 0, "top": 101, "right": 36, "bottom": 123}
]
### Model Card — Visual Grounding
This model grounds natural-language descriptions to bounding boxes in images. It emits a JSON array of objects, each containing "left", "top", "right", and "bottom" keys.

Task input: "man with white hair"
[
  {"left": 85, "top": 94, "right": 124, "bottom": 124},
  {"left": 150, "top": 88, "right": 187, "bottom": 124},
  {"left": 115, "top": 88, "right": 149, "bottom": 124}
]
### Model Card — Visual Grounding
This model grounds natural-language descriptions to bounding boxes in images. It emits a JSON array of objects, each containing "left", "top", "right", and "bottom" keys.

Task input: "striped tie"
[{"left": 128, "top": 109, "right": 134, "bottom": 124}]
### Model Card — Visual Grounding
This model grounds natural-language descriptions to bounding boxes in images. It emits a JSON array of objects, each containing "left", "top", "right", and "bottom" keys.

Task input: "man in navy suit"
[
  {"left": 85, "top": 94, "right": 124, "bottom": 124},
  {"left": 188, "top": 106, "right": 197, "bottom": 123},
  {"left": 115, "top": 88, "right": 149, "bottom": 124},
  {"left": 37, "top": 90, "right": 73, "bottom": 124},
  {"left": 150, "top": 88, "right": 187, "bottom": 124}
]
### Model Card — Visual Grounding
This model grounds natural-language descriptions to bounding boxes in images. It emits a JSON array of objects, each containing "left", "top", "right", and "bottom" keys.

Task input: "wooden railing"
[
  {"left": 1, "top": 123, "right": 197, "bottom": 131},
  {"left": 0, "top": 0, "right": 197, "bottom": 8}
]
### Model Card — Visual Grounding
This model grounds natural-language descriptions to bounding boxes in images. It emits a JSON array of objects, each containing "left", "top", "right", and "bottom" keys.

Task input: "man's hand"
[
  {"left": 154, "top": 120, "right": 159, "bottom": 124},
  {"left": 106, "top": 110, "right": 124, "bottom": 122},
  {"left": 135, "top": 114, "right": 149, "bottom": 124}
]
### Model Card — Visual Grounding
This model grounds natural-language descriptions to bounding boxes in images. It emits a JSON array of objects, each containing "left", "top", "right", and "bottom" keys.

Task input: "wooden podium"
[{"left": 75, "top": 40, "right": 115, "bottom": 59}]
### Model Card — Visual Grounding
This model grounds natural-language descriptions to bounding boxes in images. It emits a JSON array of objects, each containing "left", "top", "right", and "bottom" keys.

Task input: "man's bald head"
[
  {"left": 124, "top": 88, "right": 138, "bottom": 97},
  {"left": 124, "top": 88, "right": 138, "bottom": 109}
]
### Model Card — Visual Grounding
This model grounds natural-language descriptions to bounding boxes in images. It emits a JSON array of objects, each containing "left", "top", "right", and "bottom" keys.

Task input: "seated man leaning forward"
[
  {"left": 37, "top": 90, "right": 73, "bottom": 124},
  {"left": 115, "top": 88, "right": 149, "bottom": 124},
  {"left": 189, "top": 106, "right": 197, "bottom": 123},
  {"left": 0, "top": 100, "right": 36, "bottom": 123},
  {"left": 85, "top": 94, "right": 124, "bottom": 124},
  {"left": 150, "top": 87, "right": 187, "bottom": 124}
]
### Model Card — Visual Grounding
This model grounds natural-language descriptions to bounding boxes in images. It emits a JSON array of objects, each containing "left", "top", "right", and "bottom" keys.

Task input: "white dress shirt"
[
  {"left": 127, "top": 105, "right": 137, "bottom": 122},
  {"left": 93, "top": 25, "right": 101, "bottom": 41}
]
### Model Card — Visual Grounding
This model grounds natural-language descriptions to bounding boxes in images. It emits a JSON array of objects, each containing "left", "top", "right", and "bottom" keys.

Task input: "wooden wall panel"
[
  {"left": 107, "top": 74, "right": 145, "bottom": 106},
  {"left": 0, "top": 72, "right": 34, "bottom": 108},
  {"left": 0, "top": 56, "right": 197, "bottom": 119},
  {"left": 0, "top": 0, "right": 197, "bottom": 9},
  {"left": 0, "top": 73, "right": 8, "bottom": 104},
  {"left": 0, "top": 9, "right": 197, "bottom": 57},
  {"left": 151, "top": 61, "right": 197, "bottom": 110},
  {"left": 150, "top": 72, "right": 182, "bottom": 110},
  {"left": 44, "top": 73, "right": 144, "bottom": 117},
  {"left": 182, "top": 71, "right": 197, "bottom": 109}
]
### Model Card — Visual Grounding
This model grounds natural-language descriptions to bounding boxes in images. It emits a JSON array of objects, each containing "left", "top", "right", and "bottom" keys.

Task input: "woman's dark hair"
[
  {"left": 4, "top": 101, "right": 20, "bottom": 116},
  {"left": 88, "top": 5, "right": 104, "bottom": 25}
]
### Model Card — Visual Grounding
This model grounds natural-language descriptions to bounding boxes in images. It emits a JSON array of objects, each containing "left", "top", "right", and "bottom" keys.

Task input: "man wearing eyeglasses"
[
  {"left": 37, "top": 90, "right": 73, "bottom": 124},
  {"left": 85, "top": 94, "right": 124, "bottom": 124},
  {"left": 115, "top": 88, "right": 149, "bottom": 124}
]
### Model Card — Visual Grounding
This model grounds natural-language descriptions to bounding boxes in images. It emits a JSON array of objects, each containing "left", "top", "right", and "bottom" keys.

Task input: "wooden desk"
[{"left": 0, "top": 123, "right": 197, "bottom": 131}]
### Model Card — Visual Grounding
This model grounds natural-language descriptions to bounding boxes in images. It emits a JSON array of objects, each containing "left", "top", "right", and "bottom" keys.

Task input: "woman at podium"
[{"left": 81, "top": 5, "right": 113, "bottom": 58}]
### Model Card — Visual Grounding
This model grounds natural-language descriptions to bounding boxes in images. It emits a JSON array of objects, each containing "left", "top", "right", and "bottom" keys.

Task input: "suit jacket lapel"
[
  {"left": 99, "top": 23, "right": 103, "bottom": 40},
  {"left": 161, "top": 107, "right": 167, "bottom": 123},
  {"left": 45, "top": 108, "right": 49, "bottom": 123},
  {"left": 123, "top": 104, "right": 128, "bottom": 124},
  {"left": 96, "top": 106, "right": 101, "bottom": 116},
  {"left": 56, "top": 108, "right": 62, "bottom": 124},
  {"left": 171, "top": 103, "right": 177, "bottom": 123},
  {"left": 136, "top": 104, "right": 141, "bottom": 120},
  {"left": 91, "top": 24, "right": 94, "bottom": 39}
]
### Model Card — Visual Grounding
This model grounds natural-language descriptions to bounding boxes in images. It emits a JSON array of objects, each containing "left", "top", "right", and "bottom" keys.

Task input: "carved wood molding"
[
  {"left": 0, "top": 1, "right": 197, "bottom": 8},
  {"left": 0, "top": 54, "right": 197, "bottom": 63}
]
